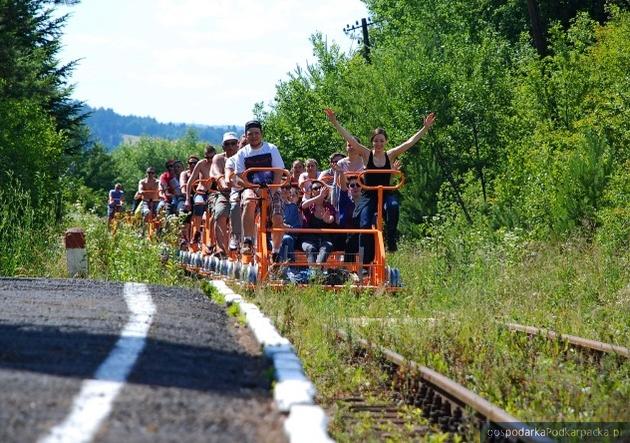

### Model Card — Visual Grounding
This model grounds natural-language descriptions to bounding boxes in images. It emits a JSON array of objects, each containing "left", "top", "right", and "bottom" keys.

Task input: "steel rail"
[
  {"left": 505, "top": 322, "right": 629, "bottom": 358},
  {"left": 336, "top": 328, "right": 553, "bottom": 443}
]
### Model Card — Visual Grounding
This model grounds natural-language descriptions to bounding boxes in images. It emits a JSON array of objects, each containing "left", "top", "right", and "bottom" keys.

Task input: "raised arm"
[
  {"left": 324, "top": 108, "right": 370, "bottom": 161},
  {"left": 386, "top": 112, "right": 435, "bottom": 162}
]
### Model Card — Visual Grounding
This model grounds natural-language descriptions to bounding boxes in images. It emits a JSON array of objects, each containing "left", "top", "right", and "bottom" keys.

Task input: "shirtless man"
[
  {"left": 184, "top": 145, "right": 216, "bottom": 237},
  {"left": 210, "top": 132, "right": 240, "bottom": 255},
  {"left": 178, "top": 155, "right": 198, "bottom": 245},
  {"left": 179, "top": 155, "right": 199, "bottom": 210},
  {"left": 138, "top": 167, "right": 159, "bottom": 221}
]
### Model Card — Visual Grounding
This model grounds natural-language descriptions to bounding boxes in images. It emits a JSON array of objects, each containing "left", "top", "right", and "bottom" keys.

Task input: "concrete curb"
[{"left": 210, "top": 280, "right": 333, "bottom": 443}]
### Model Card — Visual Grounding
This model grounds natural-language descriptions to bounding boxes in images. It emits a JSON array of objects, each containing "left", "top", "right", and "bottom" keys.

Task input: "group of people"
[{"left": 109, "top": 109, "right": 436, "bottom": 267}]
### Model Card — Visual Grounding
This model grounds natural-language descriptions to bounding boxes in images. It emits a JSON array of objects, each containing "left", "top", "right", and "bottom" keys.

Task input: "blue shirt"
[
  {"left": 109, "top": 189, "right": 124, "bottom": 205},
  {"left": 283, "top": 202, "right": 302, "bottom": 228}
]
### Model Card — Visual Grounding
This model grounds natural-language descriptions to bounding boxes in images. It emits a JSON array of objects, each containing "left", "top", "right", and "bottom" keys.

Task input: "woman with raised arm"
[{"left": 324, "top": 108, "right": 435, "bottom": 264}]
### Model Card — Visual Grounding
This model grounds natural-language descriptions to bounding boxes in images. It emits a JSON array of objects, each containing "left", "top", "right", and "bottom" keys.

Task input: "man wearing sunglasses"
[{"left": 209, "top": 132, "right": 241, "bottom": 255}]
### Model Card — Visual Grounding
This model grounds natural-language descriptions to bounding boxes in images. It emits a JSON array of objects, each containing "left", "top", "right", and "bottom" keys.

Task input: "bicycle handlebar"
[
  {"left": 240, "top": 167, "right": 291, "bottom": 189},
  {"left": 139, "top": 189, "right": 160, "bottom": 201},
  {"left": 357, "top": 169, "right": 405, "bottom": 191}
]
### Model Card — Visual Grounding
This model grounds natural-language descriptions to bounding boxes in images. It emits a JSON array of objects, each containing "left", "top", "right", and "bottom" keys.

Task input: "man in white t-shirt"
[{"left": 226, "top": 120, "right": 285, "bottom": 259}]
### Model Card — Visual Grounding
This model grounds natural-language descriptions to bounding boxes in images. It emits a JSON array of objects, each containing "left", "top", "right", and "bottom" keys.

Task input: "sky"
[{"left": 56, "top": 0, "right": 369, "bottom": 126}]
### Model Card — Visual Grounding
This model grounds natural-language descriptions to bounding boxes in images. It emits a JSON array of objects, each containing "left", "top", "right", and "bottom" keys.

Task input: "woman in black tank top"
[{"left": 324, "top": 109, "right": 435, "bottom": 264}]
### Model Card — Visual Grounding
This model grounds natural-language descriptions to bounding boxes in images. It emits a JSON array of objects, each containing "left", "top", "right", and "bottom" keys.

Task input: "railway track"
[
  {"left": 505, "top": 322, "right": 629, "bottom": 359},
  {"left": 347, "top": 317, "right": 629, "bottom": 359},
  {"left": 335, "top": 329, "right": 553, "bottom": 443}
]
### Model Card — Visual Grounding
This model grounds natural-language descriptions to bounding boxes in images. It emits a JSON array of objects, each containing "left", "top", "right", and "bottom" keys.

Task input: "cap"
[
  {"left": 245, "top": 120, "right": 262, "bottom": 132},
  {"left": 222, "top": 132, "right": 239, "bottom": 143}
]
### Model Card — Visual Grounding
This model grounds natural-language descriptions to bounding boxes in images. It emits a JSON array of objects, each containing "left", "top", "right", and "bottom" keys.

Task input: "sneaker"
[
  {"left": 229, "top": 235, "right": 240, "bottom": 251},
  {"left": 271, "top": 251, "right": 281, "bottom": 263}
]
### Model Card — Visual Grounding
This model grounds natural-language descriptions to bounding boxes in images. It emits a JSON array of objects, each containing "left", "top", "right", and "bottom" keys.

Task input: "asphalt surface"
[{"left": 0, "top": 278, "right": 286, "bottom": 443}]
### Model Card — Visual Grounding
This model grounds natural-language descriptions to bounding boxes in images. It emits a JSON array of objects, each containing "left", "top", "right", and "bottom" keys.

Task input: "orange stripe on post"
[{"left": 65, "top": 228, "right": 86, "bottom": 249}]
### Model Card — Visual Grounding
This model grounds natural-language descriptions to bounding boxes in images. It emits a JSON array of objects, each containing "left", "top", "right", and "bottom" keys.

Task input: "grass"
[
  {"left": 201, "top": 279, "right": 225, "bottom": 305},
  {"left": 4, "top": 200, "right": 627, "bottom": 437},
  {"left": 0, "top": 187, "right": 67, "bottom": 277},
  {"left": 243, "top": 229, "right": 630, "bottom": 437},
  {"left": 75, "top": 211, "right": 191, "bottom": 286}
]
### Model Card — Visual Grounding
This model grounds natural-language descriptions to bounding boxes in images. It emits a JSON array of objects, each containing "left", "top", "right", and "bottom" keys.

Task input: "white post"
[{"left": 65, "top": 228, "right": 88, "bottom": 277}]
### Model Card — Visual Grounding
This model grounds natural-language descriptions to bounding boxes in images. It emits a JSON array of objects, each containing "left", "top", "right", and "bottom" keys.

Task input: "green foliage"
[
  {"left": 79, "top": 212, "right": 187, "bottom": 285},
  {"left": 257, "top": 1, "right": 630, "bottom": 246},
  {"left": 201, "top": 280, "right": 225, "bottom": 305},
  {"left": 596, "top": 160, "right": 630, "bottom": 254},
  {"left": 0, "top": 181, "right": 65, "bottom": 276},
  {"left": 74, "top": 144, "right": 118, "bottom": 193},
  {"left": 0, "top": 0, "right": 86, "bottom": 153},
  {"left": 0, "top": 94, "right": 66, "bottom": 215},
  {"left": 111, "top": 132, "right": 208, "bottom": 193},
  {"left": 249, "top": 229, "right": 629, "bottom": 435}
]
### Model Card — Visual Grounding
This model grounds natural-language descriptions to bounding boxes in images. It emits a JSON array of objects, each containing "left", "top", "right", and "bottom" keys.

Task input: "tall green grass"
[
  {"left": 247, "top": 226, "right": 630, "bottom": 429},
  {"left": 0, "top": 185, "right": 66, "bottom": 277},
  {"left": 75, "top": 211, "right": 189, "bottom": 286}
]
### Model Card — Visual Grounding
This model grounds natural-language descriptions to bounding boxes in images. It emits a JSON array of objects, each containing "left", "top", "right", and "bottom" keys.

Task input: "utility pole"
[{"left": 343, "top": 17, "right": 375, "bottom": 63}]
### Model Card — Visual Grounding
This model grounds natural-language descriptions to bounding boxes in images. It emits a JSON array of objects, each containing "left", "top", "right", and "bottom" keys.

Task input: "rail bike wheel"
[
  {"left": 209, "top": 256, "right": 219, "bottom": 273},
  {"left": 239, "top": 263, "right": 250, "bottom": 282},
  {"left": 203, "top": 256, "right": 211, "bottom": 272},
  {"left": 230, "top": 261, "right": 241, "bottom": 280},
  {"left": 247, "top": 263, "right": 258, "bottom": 284},
  {"left": 226, "top": 260, "right": 234, "bottom": 278}
]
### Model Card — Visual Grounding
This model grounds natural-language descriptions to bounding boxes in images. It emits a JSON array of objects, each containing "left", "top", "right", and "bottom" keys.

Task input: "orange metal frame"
[
  {"left": 180, "top": 167, "right": 404, "bottom": 290},
  {"left": 188, "top": 178, "right": 218, "bottom": 252},
  {"left": 139, "top": 189, "right": 160, "bottom": 239}
]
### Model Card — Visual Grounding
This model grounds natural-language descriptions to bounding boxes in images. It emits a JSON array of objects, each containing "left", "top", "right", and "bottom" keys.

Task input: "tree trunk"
[{"left": 527, "top": 0, "right": 546, "bottom": 56}]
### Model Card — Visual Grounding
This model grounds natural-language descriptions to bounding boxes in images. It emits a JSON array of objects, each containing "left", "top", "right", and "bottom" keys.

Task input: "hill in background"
[{"left": 83, "top": 105, "right": 242, "bottom": 149}]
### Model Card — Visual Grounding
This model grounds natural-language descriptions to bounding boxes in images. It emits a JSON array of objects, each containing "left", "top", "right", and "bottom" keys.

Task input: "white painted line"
[
  {"left": 39, "top": 283, "right": 155, "bottom": 443},
  {"left": 211, "top": 281, "right": 331, "bottom": 442},
  {"left": 284, "top": 405, "right": 333, "bottom": 443}
]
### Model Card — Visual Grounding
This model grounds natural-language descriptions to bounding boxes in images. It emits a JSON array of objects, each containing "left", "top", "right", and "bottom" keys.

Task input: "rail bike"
[
  {"left": 138, "top": 189, "right": 161, "bottom": 240},
  {"left": 176, "top": 167, "right": 404, "bottom": 290}
]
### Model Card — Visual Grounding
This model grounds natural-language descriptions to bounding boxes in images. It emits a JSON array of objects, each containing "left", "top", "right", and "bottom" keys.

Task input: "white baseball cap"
[{"left": 222, "top": 132, "right": 239, "bottom": 143}]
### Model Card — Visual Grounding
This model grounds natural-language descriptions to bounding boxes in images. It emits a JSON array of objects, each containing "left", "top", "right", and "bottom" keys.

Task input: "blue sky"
[{"left": 56, "top": 0, "right": 369, "bottom": 126}]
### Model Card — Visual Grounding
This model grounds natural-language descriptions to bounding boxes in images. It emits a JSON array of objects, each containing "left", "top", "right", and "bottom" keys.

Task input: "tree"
[{"left": 0, "top": 0, "right": 85, "bottom": 154}]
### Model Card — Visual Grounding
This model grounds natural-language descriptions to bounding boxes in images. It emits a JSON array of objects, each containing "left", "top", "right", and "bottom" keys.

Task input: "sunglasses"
[
  {"left": 188, "top": 161, "right": 197, "bottom": 165},
  {"left": 348, "top": 183, "right": 359, "bottom": 188},
  {"left": 147, "top": 171, "right": 156, "bottom": 175},
  {"left": 224, "top": 140, "right": 238, "bottom": 147},
  {"left": 311, "top": 186, "right": 322, "bottom": 192}
]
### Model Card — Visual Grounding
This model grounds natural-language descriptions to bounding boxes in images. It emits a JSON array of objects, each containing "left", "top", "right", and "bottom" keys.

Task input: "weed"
[
  {"left": 246, "top": 229, "right": 629, "bottom": 440},
  {"left": 227, "top": 303, "right": 246, "bottom": 325},
  {"left": 201, "top": 280, "right": 225, "bottom": 305}
]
